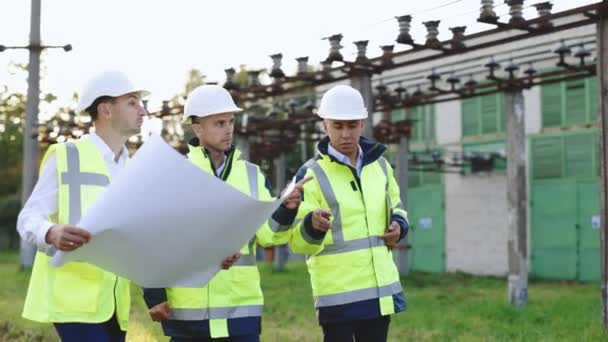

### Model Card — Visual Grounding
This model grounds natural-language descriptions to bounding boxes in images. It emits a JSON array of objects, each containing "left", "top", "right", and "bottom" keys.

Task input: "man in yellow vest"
[
  {"left": 143, "top": 85, "right": 306, "bottom": 342},
  {"left": 16, "top": 70, "right": 149, "bottom": 341},
  {"left": 288, "top": 85, "right": 409, "bottom": 342}
]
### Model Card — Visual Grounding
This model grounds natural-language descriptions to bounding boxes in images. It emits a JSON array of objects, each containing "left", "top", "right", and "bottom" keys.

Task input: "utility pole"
[
  {"left": 394, "top": 115, "right": 410, "bottom": 275},
  {"left": 505, "top": 88, "right": 528, "bottom": 307},
  {"left": 351, "top": 74, "right": 374, "bottom": 138},
  {"left": 597, "top": 0, "right": 608, "bottom": 327},
  {"left": 20, "top": 0, "right": 42, "bottom": 268},
  {"left": 274, "top": 152, "right": 288, "bottom": 271}
]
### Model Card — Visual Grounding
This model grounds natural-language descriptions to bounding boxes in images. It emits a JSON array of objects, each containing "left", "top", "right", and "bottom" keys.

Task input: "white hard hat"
[
  {"left": 184, "top": 85, "right": 242, "bottom": 122},
  {"left": 318, "top": 85, "right": 368, "bottom": 120},
  {"left": 77, "top": 70, "right": 150, "bottom": 112}
]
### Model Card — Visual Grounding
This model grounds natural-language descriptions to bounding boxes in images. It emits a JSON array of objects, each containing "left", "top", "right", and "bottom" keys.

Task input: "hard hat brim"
[
  {"left": 182, "top": 106, "right": 243, "bottom": 123},
  {"left": 318, "top": 111, "right": 368, "bottom": 120},
  {"left": 76, "top": 88, "right": 151, "bottom": 112}
]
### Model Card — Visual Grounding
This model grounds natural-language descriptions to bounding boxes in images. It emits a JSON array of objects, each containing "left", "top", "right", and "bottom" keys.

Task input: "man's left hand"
[
  {"left": 381, "top": 221, "right": 400, "bottom": 248},
  {"left": 281, "top": 176, "right": 313, "bottom": 210},
  {"left": 221, "top": 253, "right": 241, "bottom": 269}
]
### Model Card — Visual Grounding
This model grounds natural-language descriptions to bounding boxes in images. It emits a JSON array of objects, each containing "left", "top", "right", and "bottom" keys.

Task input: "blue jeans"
[
  {"left": 54, "top": 314, "right": 125, "bottom": 342},
  {"left": 321, "top": 316, "right": 390, "bottom": 342}
]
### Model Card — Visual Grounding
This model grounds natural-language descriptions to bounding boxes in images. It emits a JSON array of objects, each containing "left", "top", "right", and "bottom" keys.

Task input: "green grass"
[{"left": 0, "top": 250, "right": 606, "bottom": 341}]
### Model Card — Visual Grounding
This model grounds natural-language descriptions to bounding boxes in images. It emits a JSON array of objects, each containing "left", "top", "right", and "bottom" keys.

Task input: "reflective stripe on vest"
[
  {"left": 269, "top": 216, "right": 296, "bottom": 233},
  {"left": 228, "top": 164, "right": 259, "bottom": 267},
  {"left": 377, "top": 157, "right": 393, "bottom": 225},
  {"left": 314, "top": 281, "right": 402, "bottom": 307},
  {"left": 310, "top": 162, "right": 343, "bottom": 241},
  {"left": 318, "top": 235, "right": 386, "bottom": 256},
  {"left": 171, "top": 304, "right": 263, "bottom": 321},
  {"left": 63, "top": 142, "right": 110, "bottom": 224},
  {"left": 233, "top": 253, "right": 255, "bottom": 266},
  {"left": 41, "top": 143, "right": 111, "bottom": 257},
  {"left": 234, "top": 238, "right": 257, "bottom": 266},
  {"left": 245, "top": 162, "right": 258, "bottom": 199},
  {"left": 378, "top": 158, "right": 409, "bottom": 225}
]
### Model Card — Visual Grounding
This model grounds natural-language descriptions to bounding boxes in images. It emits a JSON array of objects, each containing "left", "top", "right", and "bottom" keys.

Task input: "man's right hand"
[
  {"left": 45, "top": 224, "right": 91, "bottom": 251},
  {"left": 311, "top": 209, "right": 332, "bottom": 232},
  {"left": 149, "top": 301, "right": 171, "bottom": 321}
]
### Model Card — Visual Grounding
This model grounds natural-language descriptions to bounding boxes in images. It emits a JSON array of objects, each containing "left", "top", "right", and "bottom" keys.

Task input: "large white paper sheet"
[{"left": 51, "top": 135, "right": 293, "bottom": 288}]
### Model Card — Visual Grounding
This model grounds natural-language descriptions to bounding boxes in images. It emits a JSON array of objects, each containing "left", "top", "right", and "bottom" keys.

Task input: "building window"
[
  {"left": 391, "top": 104, "right": 435, "bottom": 142},
  {"left": 461, "top": 93, "right": 505, "bottom": 137},
  {"left": 531, "top": 131, "right": 598, "bottom": 180},
  {"left": 541, "top": 76, "right": 597, "bottom": 128}
]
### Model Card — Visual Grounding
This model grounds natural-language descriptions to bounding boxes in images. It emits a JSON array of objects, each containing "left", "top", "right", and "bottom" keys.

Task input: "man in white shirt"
[{"left": 17, "top": 70, "right": 149, "bottom": 342}]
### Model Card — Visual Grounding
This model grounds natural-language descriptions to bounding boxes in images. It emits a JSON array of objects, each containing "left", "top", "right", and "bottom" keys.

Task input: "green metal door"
[
  {"left": 530, "top": 180, "right": 578, "bottom": 279},
  {"left": 578, "top": 180, "right": 600, "bottom": 281},
  {"left": 530, "top": 130, "right": 600, "bottom": 281},
  {"left": 407, "top": 156, "right": 445, "bottom": 273},
  {"left": 408, "top": 186, "right": 444, "bottom": 272}
]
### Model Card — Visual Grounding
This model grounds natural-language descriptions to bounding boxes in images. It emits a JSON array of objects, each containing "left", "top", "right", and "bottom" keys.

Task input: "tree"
[
  {"left": 184, "top": 68, "right": 206, "bottom": 95},
  {"left": 167, "top": 68, "right": 207, "bottom": 108},
  {"left": 0, "top": 85, "right": 26, "bottom": 197},
  {"left": 0, "top": 62, "right": 62, "bottom": 198}
]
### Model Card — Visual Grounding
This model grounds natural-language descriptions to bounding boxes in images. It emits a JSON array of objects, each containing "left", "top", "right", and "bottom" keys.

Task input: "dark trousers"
[
  {"left": 321, "top": 316, "right": 390, "bottom": 342},
  {"left": 170, "top": 335, "right": 260, "bottom": 342},
  {"left": 54, "top": 314, "right": 125, "bottom": 342}
]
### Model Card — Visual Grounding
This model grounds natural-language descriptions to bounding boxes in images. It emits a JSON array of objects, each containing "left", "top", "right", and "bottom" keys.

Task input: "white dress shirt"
[
  {"left": 327, "top": 142, "right": 364, "bottom": 177},
  {"left": 16, "top": 133, "right": 129, "bottom": 250},
  {"left": 215, "top": 156, "right": 226, "bottom": 177}
]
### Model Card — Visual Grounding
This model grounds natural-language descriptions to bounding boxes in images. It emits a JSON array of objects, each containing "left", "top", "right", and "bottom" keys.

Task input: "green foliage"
[
  {"left": 0, "top": 85, "right": 26, "bottom": 197},
  {"left": 184, "top": 68, "right": 206, "bottom": 95},
  {"left": 0, "top": 62, "right": 64, "bottom": 197},
  {"left": 0, "top": 195, "right": 21, "bottom": 249}
]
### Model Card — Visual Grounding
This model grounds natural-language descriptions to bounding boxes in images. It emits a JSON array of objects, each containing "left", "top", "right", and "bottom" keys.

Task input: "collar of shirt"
[
  {"left": 85, "top": 133, "right": 129, "bottom": 166},
  {"left": 215, "top": 155, "right": 227, "bottom": 176},
  {"left": 327, "top": 142, "right": 364, "bottom": 176}
]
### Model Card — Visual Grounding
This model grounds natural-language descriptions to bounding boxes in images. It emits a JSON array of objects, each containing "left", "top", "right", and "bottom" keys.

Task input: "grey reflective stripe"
[
  {"left": 171, "top": 305, "right": 263, "bottom": 321},
  {"left": 269, "top": 217, "right": 300, "bottom": 232},
  {"left": 318, "top": 235, "right": 385, "bottom": 256},
  {"left": 314, "top": 281, "right": 403, "bottom": 307},
  {"left": 393, "top": 210, "right": 408, "bottom": 221},
  {"left": 310, "top": 162, "right": 343, "bottom": 242},
  {"left": 269, "top": 217, "right": 290, "bottom": 232},
  {"left": 378, "top": 157, "right": 393, "bottom": 225},
  {"left": 394, "top": 200, "right": 405, "bottom": 211},
  {"left": 234, "top": 253, "right": 256, "bottom": 266},
  {"left": 377, "top": 157, "right": 392, "bottom": 207},
  {"left": 62, "top": 142, "right": 110, "bottom": 224},
  {"left": 300, "top": 221, "right": 324, "bottom": 245},
  {"left": 39, "top": 245, "right": 57, "bottom": 257},
  {"left": 245, "top": 162, "right": 258, "bottom": 199}
]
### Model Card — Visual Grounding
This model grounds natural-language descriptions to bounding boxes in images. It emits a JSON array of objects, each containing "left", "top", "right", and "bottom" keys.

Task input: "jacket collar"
[
  {"left": 316, "top": 135, "right": 386, "bottom": 167},
  {"left": 187, "top": 137, "right": 240, "bottom": 179}
]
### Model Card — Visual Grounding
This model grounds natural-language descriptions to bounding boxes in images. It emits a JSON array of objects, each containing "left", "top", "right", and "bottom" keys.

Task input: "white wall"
[
  {"left": 445, "top": 170, "right": 509, "bottom": 276},
  {"left": 435, "top": 99, "right": 462, "bottom": 145},
  {"left": 434, "top": 79, "right": 541, "bottom": 276},
  {"left": 524, "top": 86, "right": 542, "bottom": 135}
]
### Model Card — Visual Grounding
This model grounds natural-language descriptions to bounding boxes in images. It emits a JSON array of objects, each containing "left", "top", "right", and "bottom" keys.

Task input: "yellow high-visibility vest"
[
  {"left": 165, "top": 144, "right": 289, "bottom": 338},
  {"left": 22, "top": 139, "right": 131, "bottom": 330}
]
